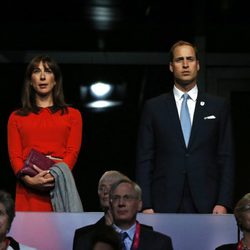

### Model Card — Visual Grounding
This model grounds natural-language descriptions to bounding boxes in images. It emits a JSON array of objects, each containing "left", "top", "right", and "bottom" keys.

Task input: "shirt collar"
[
  {"left": 113, "top": 223, "right": 136, "bottom": 240},
  {"left": 173, "top": 84, "right": 198, "bottom": 102}
]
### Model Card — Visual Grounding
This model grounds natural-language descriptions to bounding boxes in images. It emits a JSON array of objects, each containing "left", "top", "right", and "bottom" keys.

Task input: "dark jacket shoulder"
[
  {"left": 215, "top": 243, "right": 237, "bottom": 250},
  {"left": 139, "top": 226, "right": 173, "bottom": 250},
  {"left": 73, "top": 217, "right": 106, "bottom": 250},
  {"left": 75, "top": 216, "right": 106, "bottom": 233},
  {"left": 141, "top": 223, "right": 153, "bottom": 230}
]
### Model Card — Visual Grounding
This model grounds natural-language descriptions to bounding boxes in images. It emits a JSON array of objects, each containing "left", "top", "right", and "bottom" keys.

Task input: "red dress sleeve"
[
  {"left": 63, "top": 108, "right": 83, "bottom": 169},
  {"left": 7, "top": 112, "right": 24, "bottom": 175}
]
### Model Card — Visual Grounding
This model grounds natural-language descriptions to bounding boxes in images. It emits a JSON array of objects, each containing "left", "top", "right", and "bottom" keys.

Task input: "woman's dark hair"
[
  {"left": 0, "top": 190, "right": 15, "bottom": 232},
  {"left": 92, "top": 225, "right": 122, "bottom": 250},
  {"left": 16, "top": 55, "right": 68, "bottom": 116}
]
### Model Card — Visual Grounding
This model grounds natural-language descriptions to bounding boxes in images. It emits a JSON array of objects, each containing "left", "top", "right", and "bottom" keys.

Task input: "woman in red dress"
[{"left": 7, "top": 55, "right": 82, "bottom": 211}]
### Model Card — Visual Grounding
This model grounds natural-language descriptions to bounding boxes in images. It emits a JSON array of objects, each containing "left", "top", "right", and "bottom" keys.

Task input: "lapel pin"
[{"left": 200, "top": 101, "right": 205, "bottom": 106}]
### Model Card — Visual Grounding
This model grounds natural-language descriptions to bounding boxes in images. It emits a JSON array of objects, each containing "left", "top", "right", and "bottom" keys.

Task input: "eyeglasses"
[{"left": 110, "top": 195, "right": 138, "bottom": 204}]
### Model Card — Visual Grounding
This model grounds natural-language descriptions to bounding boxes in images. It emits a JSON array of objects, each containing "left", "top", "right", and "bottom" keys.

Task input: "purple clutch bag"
[{"left": 18, "top": 149, "right": 55, "bottom": 177}]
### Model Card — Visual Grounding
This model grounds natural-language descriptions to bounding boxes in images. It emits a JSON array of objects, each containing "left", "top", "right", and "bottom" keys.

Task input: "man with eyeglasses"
[
  {"left": 109, "top": 179, "right": 173, "bottom": 250},
  {"left": 73, "top": 170, "right": 130, "bottom": 250},
  {"left": 97, "top": 171, "right": 131, "bottom": 225}
]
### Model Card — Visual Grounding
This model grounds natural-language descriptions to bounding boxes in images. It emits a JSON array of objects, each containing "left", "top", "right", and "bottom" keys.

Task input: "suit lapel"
[
  {"left": 188, "top": 92, "right": 207, "bottom": 147},
  {"left": 164, "top": 92, "right": 186, "bottom": 147},
  {"left": 167, "top": 92, "right": 190, "bottom": 148}
]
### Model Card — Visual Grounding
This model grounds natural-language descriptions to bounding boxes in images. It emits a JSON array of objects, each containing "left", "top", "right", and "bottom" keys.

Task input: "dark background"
[{"left": 0, "top": 0, "right": 249, "bottom": 211}]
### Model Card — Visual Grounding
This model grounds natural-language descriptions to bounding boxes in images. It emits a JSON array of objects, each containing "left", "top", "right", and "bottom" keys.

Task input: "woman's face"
[
  {"left": 98, "top": 178, "right": 115, "bottom": 209},
  {"left": 0, "top": 203, "right": 9, "bottom": 240},
  {"left": 31, "top": 61, "right": 56, "bottom": 97}
]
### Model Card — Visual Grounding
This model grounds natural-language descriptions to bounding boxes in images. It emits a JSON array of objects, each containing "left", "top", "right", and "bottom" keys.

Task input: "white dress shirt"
[{"left": 173, "top": 84, "right": 198, "bottom": 125}]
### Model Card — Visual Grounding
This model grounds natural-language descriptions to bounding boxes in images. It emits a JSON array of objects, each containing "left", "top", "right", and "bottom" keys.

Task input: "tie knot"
[
  {"left": 182, "top": 93, "right": 189, "bottom": 101},
  {"left": 120, "top": 232, "right": 128, "bottom": 241}
]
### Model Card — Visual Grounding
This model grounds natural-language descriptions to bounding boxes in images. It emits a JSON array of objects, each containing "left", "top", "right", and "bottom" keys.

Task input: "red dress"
[{"left": 7, "top": 107, "right": 82, "bottom": 211}]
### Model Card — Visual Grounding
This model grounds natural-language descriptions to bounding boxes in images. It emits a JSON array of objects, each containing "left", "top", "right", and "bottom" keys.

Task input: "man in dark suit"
[
  {"left": 73, "top": 179, "right": 173, "bottom": 250},
  {"left": 136, "top": 40, "right": 234, "bottom": 214},
  {"left": 73, "top": 170, "right": 130, "bottom": 250},
  {"left": 109, "top": 179, "right": 173, "bottom": 250}
]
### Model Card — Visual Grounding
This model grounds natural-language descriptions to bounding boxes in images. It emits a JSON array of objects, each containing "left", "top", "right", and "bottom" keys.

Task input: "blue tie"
[
  {"left": 180, "top": 93, "right": 191, "bottom": 146},
  {"left": 120, "top": 232, "right": 128, "bottom": 250}
]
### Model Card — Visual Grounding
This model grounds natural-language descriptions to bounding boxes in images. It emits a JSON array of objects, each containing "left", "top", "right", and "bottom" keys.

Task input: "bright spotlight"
[
  {"left": 86, "top": 100, "right": 122, "bottom": 109},
  {"left": 90, "top": 82, "right": 113, "bottom": 98}
]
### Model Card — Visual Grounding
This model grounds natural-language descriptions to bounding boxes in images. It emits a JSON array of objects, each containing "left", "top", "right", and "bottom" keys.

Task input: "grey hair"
[
  {"left": 234, "top": 193, "right": 250, "bottom": 231},
  {"left": 109, "top": 179, "right": 142, "bottom": 200},
  {"left": 98, "top": 170, "right": 130, "bottom": 190}
]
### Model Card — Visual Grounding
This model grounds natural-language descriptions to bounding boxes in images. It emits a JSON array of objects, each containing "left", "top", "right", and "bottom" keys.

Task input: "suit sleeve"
[
  {"left": 217, "top": 100, "right": 235, "bottom": 210},
  {"left": 73, "top": 229, "right": 82, "bottom": 250},
  {"left": 136, "top": 101, "right": 155, "bottom": 209},
  {"left": 63, "top": 108, "right": 83, "bottom": 170}
]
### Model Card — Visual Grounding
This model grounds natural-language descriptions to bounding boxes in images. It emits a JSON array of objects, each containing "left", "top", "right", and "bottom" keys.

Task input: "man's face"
[
  {"left": 169, "top": 45, "right": 200, "bottom": 89},
  {"left": 110, "top": 183, "right": 142, "bottom": 228}
]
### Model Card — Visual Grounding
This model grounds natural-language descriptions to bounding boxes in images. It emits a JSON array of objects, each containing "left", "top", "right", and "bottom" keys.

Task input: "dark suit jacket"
[
  {"left": 137, "top": 226, "right": 173, "bottom": 250},
  {"left": 136, "top": 91, "right": 234, "bottom": 213},
  {"left": 73, "top": 217, "right": 172, "bottom": 250},
  {"left": 215, "top": 243, "right": 237, "bottom": 250},
  {"left": 73, "top": 217, "right": 106, "bottom": 250}
]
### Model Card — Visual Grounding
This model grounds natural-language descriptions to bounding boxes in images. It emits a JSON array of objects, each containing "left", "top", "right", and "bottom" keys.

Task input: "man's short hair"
[{"left": 109, "top": 179, "right": 142, "bottom": 200}]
